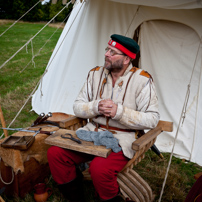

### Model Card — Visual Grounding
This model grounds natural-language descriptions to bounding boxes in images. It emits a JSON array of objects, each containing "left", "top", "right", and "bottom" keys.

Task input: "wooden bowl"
[{"left": 47, "top": 113, "right": 73, "bottom": 123}]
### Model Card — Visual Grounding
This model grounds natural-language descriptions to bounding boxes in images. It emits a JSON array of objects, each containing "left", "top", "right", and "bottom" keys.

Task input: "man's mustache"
[{"left": 105, "top": 58, "right": 111, "bottom": 63}]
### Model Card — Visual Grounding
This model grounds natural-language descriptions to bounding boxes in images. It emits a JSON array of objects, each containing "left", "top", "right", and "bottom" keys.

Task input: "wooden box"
[{"left": 0, "top": 157, "right": 50, "bottom": 198}]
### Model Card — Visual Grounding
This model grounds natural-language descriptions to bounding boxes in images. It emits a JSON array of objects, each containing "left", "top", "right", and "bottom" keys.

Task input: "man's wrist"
[
  {"left": 111, "top": 103, "right": 123, "bottom": 120},
  {"left": 93, "top": 99, "right": 103, "bottom": 115}
]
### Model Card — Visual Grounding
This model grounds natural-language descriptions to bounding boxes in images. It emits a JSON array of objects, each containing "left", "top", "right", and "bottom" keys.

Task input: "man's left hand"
[{"left": 98, "top": 99, "right": 117, "bottom": 118}]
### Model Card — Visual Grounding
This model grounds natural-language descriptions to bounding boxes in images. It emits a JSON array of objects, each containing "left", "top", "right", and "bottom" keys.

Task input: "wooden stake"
[{"left": 0, "top": 105, "right": 8, "bottom": 137}]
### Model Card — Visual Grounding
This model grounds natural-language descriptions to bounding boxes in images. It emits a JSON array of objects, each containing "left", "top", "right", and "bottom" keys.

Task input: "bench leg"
[{"left": 117, "top": 169, "right": 154, "bottom": 202}]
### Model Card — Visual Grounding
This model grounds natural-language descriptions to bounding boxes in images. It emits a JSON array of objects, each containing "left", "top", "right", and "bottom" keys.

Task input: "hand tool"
[
  {"left": 31, "top": 112, "right": 45, "bottom": 127},
  {"left": 1, "top": 127, "right": 55, "bottom": 135},
  {"left": 61, "top": 133, "right": 82, "bottom": 144},
  {"left": 39, "top": 112, "right": 52, "bottom": 124}
]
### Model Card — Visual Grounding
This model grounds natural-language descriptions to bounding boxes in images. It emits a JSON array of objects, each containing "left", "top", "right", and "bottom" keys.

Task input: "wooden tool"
[{"left": 0, "top": 105, "right": 8, "bottom": 137}]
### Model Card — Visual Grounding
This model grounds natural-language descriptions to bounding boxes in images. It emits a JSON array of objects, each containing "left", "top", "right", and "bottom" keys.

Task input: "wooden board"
[
  {"left": 157, "top": 120, "right": 173, "bottom": 132},
  {"left": 45, "top": 129, "right": 111, "bottom": 158}
]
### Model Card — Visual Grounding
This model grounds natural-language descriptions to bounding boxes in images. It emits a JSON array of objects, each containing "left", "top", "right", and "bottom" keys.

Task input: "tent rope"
[
  {"left": 189, "top": 36, "right": 202, "bottom": 161},
  {"left": 0, "top": 79, "right": 39, "bottom": 139},
  {"left": 0, "top": 1, "right": 74, "bottom": 138},
  {"left": 158, "top": 36, "right": 202, "bottom": 202},
  {"left": 181, "top": 84, "right": 190, "bottom": 126},
  {"left": 0, "top": 158, "right": 14, "bottom": 185},
  {"left": 125, "top": 6, "right": 140, "bottom": 36},
  {"left": 0, "top": 0, "right": 42, "bottom": 38},
  {"left": 181, "top": 37, "right": 202, "bottom": 125},
  {"left": 31, "top": 40, "right": 36, "bottom": 68},
  {"left": 0, "top": 1, "right": 71, "bottom": 70},
  {"left": 26, "top": 43, "right": 29, "bottom": 53},
  {"left": 0, "top": 69, "right": 47, "bottom": 139},
  {"left": 39, "top": 0, "right": 85, "bottom": 97},
  {"left": 20, "top": 14, "right": 70, "bottom": 73}
]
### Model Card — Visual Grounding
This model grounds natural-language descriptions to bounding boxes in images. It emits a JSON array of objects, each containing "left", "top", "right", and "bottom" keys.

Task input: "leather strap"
[{"left": 99, "top": 124, "right": 136, "bottom": 133}]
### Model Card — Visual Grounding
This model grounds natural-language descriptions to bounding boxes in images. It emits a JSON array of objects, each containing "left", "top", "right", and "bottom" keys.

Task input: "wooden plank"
[
  {"left": 117, "top": 178, "right": 140, "bottom": 202},
  {"left": 123, "top": 172, "right": 150, "bottom": 201},
  {"left": 132, "top": 121, "right": 173, "bottom": 151},
  {"left": 132, "top": 127, "right": 162, "bottom": 151},
  {"left": 45, "top": 129, "right": 111, "bottom": 158},
  {"left": 129, "top": 169, "right": 152, "bottom": 200},
  {"left": 120, "top": 188, "right": 130, "bottom": 200},
  {"left": 157, "top": 120, "right": 173, "bottom": 132},
  {"left": 59, "top": 117, "right": 86, "bottom": 129},
  {"left": 118, "top": 173, "right": 145, "bottom": 202}
]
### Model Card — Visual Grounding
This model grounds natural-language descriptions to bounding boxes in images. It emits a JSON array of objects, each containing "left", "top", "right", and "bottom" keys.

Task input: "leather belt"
[{"left": 99, "top": 124, "right": 136, "bottom": 133}]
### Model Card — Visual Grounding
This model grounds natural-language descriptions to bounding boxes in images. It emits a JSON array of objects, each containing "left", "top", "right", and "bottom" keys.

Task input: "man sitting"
[{"left": 47, "top": 34, "right": 160, "bottom": 202}]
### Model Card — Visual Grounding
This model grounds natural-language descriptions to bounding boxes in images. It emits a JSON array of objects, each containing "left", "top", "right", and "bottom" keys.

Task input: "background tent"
[{"left": 32, "top": 0, "right": 202, "bottom": 166}]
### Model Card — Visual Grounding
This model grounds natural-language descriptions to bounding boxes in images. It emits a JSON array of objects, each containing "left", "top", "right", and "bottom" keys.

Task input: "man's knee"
[{"left": 89, "top": 159, "right": 113, "bottom": 181}]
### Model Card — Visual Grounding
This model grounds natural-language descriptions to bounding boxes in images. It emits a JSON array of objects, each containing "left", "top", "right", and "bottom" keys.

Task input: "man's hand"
[{"left": 98, "top": 99, "right": 117, "bottom": 118}]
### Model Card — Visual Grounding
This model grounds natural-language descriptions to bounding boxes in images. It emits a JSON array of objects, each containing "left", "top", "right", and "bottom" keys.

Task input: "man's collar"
[{"left": 123, "top": 63, "right": 133, "bottom": 76}]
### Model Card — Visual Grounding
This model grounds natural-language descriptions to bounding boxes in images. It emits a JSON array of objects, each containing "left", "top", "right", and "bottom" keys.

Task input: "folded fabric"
[{"left": 76, "top": 130, "right": 122, "bottom": 153}]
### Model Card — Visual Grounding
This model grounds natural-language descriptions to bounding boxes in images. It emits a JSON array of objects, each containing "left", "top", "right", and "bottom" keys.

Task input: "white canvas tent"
[{"left": 32, "top": 0, "right": 202, "bottom": 166}]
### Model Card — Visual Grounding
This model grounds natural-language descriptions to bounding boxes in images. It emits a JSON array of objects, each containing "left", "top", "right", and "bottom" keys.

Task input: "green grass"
[
  {"left": 135, "top": 151, "right": 202, "bottom": 201},
  {"left": 0, "top": 20, "right": 202, "bottom": 202},
  {"left": 0, "top": 21, "right": 63, "bottom": 129}
]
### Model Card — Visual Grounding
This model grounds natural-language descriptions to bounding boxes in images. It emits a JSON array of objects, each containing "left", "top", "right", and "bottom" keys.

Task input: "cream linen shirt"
[{"left": 73, "top": 64, "right": 160, "bottom": 159}]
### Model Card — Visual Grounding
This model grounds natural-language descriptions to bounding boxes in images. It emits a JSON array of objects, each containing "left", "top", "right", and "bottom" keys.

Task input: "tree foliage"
[
  {"left": 0, "top": 0, "right": 73, "bottom": 22},
  {"left": 49, "top": 0, "right": 72, "bottom": 22}
]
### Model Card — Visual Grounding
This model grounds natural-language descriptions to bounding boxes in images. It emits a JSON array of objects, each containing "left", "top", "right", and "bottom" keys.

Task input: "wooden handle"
[{"left": 0, "top": 105, "right": 8, "bottom": 137}]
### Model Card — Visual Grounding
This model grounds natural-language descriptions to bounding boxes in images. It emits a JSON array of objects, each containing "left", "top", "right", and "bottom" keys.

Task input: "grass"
[
  {"left": 0, "top": 20, "right": 202, "bottom": 202},
  {"left": 0, "top": 20, "right": 63, "bottom": 130},
  {"left": 135, "top": 151, "right": 201, "bottom": 201}
]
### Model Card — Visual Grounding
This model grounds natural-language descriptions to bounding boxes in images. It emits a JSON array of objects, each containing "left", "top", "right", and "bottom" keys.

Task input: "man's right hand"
[{"left": 98, "top": 99, "right": 117, "bottom": 118}]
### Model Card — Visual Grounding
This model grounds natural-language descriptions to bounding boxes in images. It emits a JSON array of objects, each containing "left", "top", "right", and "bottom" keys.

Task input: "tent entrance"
[{"left": 137, "top": 20, "right": 202, "bottom": 164}]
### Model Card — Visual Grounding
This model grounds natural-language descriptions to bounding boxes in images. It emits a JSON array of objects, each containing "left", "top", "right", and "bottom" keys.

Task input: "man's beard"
[{"left": 104, "top": 57, "right": 124, "bottom": 72}]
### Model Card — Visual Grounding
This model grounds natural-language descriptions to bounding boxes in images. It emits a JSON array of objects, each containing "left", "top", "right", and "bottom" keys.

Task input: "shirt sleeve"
[
  {"left": 73, "top": 72, "right": 101, "bottom": 118},
  {"left": 112, "top": 78, "right": 160, "bottom": 130}
]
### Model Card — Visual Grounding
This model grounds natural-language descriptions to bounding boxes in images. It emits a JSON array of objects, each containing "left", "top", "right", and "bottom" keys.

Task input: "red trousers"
[{"left": 47, "top": 146, "right": 128, "bottom": 200}]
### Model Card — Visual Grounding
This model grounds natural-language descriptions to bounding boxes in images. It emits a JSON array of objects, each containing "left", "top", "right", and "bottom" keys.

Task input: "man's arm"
[
  {"left": 112, "top": 80, "right": 160, "bottom": 130},
  {"left": 73, "top": 77, "right": 102, "bottom": 118},
  {"left": 97, "top": 79, "right": 159, "bottom": 130},
  {"left": 74, "top": 72, "right": 160, "bottom": 129}
]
